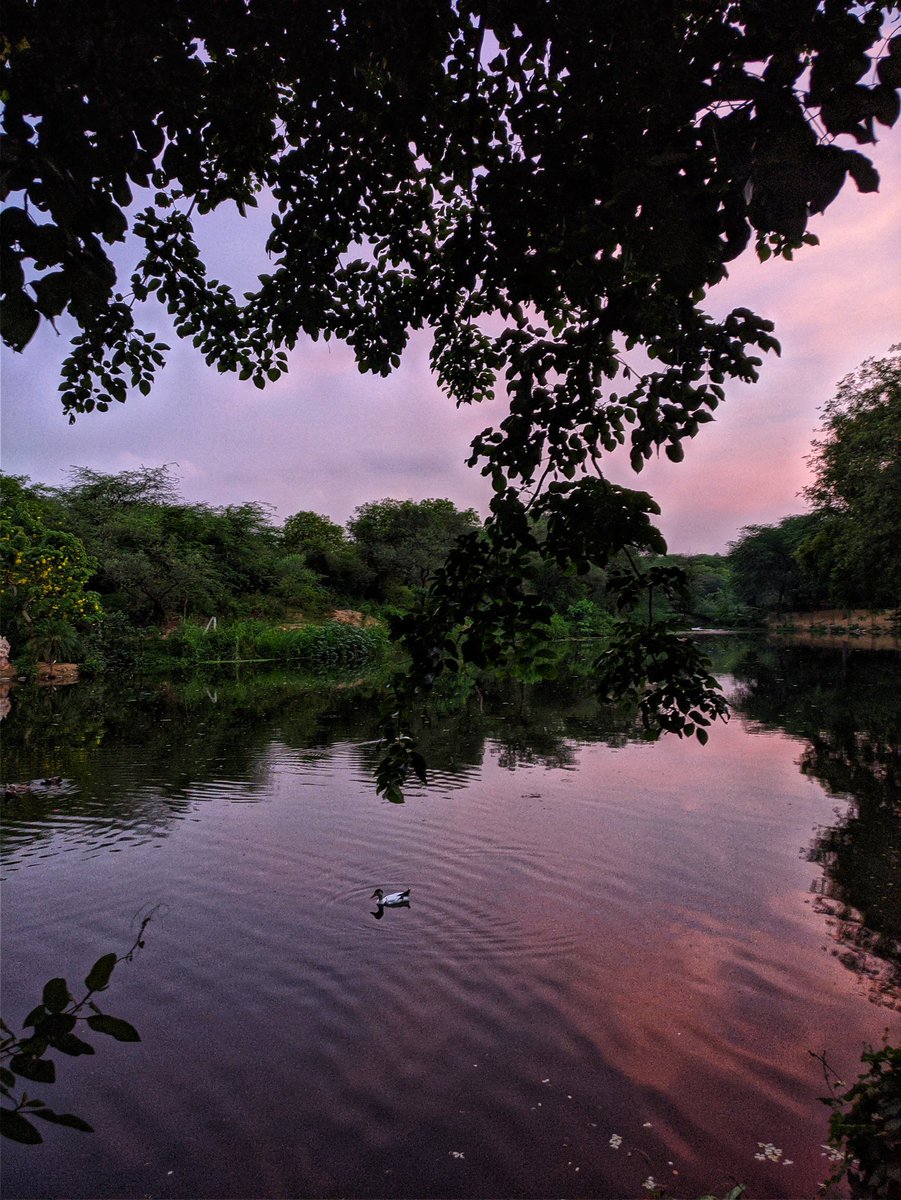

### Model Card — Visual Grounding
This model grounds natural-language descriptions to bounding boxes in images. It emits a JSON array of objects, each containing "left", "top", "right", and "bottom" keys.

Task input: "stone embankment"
[{"left": 769, "top": 609, "right": 899, "bottom": 649}]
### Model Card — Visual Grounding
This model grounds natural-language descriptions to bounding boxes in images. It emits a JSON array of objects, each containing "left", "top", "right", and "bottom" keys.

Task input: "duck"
[{"left": 371, "top": 888, "right": 411, "bottom": 906}]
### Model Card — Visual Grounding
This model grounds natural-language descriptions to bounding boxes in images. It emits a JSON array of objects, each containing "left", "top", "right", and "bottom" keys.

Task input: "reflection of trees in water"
[
  {"left": 1, "top": 663, "right": 645, "bottom": 857},
  {"left": 731, "top": 640, "right": 901, "bottom": 1007},
  {"left": 1, "top": 672, "right": 390, "bottom": 861}
]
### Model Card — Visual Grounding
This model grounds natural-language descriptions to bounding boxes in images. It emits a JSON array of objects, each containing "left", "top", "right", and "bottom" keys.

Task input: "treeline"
[
  {"left": 1, "top": 464, "right": 744, "bottom": 673},
  {"left": 3, "top": 349, "right": 897, "bottom": 669}
]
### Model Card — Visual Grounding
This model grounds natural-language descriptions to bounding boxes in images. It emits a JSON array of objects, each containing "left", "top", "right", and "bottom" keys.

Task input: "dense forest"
[{"left": 2, "top": 348, "right": 898, "bottom": 675}]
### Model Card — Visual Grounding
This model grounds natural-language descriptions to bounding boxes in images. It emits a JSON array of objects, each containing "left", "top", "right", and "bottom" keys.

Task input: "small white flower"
[
  {"left": 642, "top": 1176, "right": 658, "bottom": 1192},
  {"left": 642, "top": 1121, "right": 652, "bottom": 1127},
  {"left": 820, "top": 1144, "right": 845, "bottom": 1163},
  {"left": 449, "top": 1151, "right": 465, "bottom": 1160},
  {"left": 609, "top": 1133, "right": 623, "bottom": 1150},
  {"left": 755, "top": 1141, "right": 784, "bottom": 1163}
]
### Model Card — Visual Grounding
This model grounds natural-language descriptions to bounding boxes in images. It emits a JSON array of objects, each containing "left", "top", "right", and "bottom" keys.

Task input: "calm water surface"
[{"left": 2, "top": 639, "right": 899, "bottom": 1199}]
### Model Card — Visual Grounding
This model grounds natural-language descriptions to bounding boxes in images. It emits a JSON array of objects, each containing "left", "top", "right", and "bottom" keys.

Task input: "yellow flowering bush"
[{"left": 0, "top": 479, "right": 101, "bottom": 643}]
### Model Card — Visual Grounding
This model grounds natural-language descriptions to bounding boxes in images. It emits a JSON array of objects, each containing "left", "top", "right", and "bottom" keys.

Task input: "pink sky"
[{"left": 1, "top": 138, "right": 899, "bottom": 553}]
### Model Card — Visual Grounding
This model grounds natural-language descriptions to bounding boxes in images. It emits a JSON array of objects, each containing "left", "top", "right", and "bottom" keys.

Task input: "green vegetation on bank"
[
  {"left": 2, "top": 349, "right": 897, "bottom": 682},
  {"left": 1, "top": 467, "right": 749, "bottom": 679}
]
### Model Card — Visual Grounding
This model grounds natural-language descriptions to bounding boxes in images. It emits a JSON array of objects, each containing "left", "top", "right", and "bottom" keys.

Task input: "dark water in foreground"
[{"left": 2, "top": 638, "right": 899, "bottom": 1199}]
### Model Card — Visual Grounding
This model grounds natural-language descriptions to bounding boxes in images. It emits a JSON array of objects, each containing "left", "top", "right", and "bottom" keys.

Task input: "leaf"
[
  {"left": 42, "top": 978, "right": 70, "bottom": 1014},
  {"left": 51, "top": 1033, "right": 95, "bottom": 1057},
  {"left": 0, "top": 1109, "right": 43, "bottom": 1144},
  {"left": 410, "top": 752, "right": 428, "bottom": 785},
  {"left": 0, "top": 292, "right": 40, "bottom": 351},
  {"left": 32, "top": 271, "right": 71, "bottom": 319},
  {"left": 10, "top": 1055, "right": 55, "bottom": 1084},
  {"left": 0, "top": 1069, "right": 15, "bottom": 1088},
  {"left": 43, "top": 1012, "right": 77, "bottom": 1040},
  {"left": 31, "top": 1109, "right": 94, "bottom": 1132},
  {"left": 22, "top": 1005, "right": 47, "bottom": 1029},
  {"left": 844, "top": 151, "right": 879, "bottom": 194},
  {"left": 86, "top": 1015, "right": 140, "bottom": 1042},
  {"left": 84, "top": 954, "right": 117, "bottom": 993}
]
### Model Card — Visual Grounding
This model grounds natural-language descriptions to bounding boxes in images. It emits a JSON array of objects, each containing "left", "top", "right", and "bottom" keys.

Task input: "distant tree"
[
  {"left": 800, "top": 348, "right": 901, "bottom": 607},
  {"left": 348, "top": 499, "right": 480, "bottom": 600},
  {"left": 729, "top": 514, "right": 824, "bottom": 614},
  {"left": 54, "top": 467, "right": 279, "bottom": 623},
  {"left": 273, "top": 554, "right": 331, "bottom": 615},
  {"left": 282, "top": 511, "right": 346, "bottom": 569}
]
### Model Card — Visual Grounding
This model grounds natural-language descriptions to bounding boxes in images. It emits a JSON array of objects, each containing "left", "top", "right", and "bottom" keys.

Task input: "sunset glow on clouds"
[{"left": 1, "top": 139, "right": 898, "bottom": 552}]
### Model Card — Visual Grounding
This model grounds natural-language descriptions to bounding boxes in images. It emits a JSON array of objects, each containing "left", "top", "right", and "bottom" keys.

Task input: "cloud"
[{"left": 2, "top": 140, "right": 898, "bottom": 548}]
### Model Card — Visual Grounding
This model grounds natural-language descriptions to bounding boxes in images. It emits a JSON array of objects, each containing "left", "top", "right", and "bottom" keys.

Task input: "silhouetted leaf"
[
  {"left": 22, "top": 1005, "right": 47, "bottom": 1029},
  {"left": 43, "top": 1013, "right": 76, "bottom": 1040},
  {"left": 51, "top": 1033, "right": 95, "bottom": 1057},
  {"left": 86, "top": 1015, "right": 140, "bottom": 1042},
  {"left": 42, "top": 978, "right": 70, "bottom": 1013},
  {"left": 0, "top": 293, "right": 39, "bottom": 352},
  {"left": 410, "top": 752, "right": 428, "bottom": 784},
  {"left": 31, "top": 1109, "right": 94, "bottom": 1132},
  {"left": 0, "top": 1109, "right": 43, "bottom": 1144},
  {"left": 84, "top": 954, "right": 117, "bottom": 992},
  {"left": 10, "top": 1055, "right": 55, "bottom": 1084}
]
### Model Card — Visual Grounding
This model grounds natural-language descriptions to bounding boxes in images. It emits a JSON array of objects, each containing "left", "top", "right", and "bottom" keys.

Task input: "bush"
[
  {"left": 146, "top": 618, "right": 388, "bottom": 671},
  {"left": 820, "top": 1040, "right": 901, "bottom": 1198},
  {"left": 565, "top": 598, "right": 616, "bottom": 638},
  {"left": 80, "top": 611, "right": 140, "bottom": 674}
]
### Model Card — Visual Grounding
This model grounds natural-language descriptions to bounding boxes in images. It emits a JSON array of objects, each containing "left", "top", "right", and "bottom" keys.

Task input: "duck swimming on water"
[{"left": 371, "top": 888, "right": 411, "bottom": 906}]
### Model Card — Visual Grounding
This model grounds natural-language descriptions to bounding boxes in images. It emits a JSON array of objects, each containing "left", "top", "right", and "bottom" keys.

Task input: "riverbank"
[{"left": 768, "top": 608, "right": 900, "bottom": 651}]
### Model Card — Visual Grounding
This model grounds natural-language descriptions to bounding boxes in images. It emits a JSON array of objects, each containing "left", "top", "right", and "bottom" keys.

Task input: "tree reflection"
[{"left": 731, "top": 641, "right": 901, "bottom": 1006}]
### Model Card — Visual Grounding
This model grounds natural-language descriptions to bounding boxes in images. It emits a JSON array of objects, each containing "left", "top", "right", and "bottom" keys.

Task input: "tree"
[
  {"left": 348, "top": 498, "right": 480, "bottom": 600},
  {"left": 54, "top": 467, "right": 280, "bottom": 623},
  {"left": 282, "top": 511, "right": 346, "bottom": 570},
  {"left": 0, "top": 475, "right": 102, "bottom": 653},
  {"left": 728, "top": 514, "right": 824, "bottom": 614},
  {"left": 3, "top": 2, "right": 899, "bottom": 794},
  {"left": 800, "top": 348, "right": 901, "bottom": 607}
]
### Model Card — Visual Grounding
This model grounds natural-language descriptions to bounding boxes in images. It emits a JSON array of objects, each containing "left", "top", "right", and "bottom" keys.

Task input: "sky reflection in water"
[{"left": 1, "top": 638, "right": 898, "bottom": 1199}]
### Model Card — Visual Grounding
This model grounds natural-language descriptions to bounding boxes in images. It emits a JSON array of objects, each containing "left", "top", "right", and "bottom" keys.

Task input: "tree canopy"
[
  {"left": 728, "top": 513, "right": 823, "bottom": 613},
  {"left": 282, "top": 511, "right": 347, "bottom": 566},
  {"left": 53, "top": 466, "right": 281, "bottom": 624},
  {"left": 726, "top": 347, "right": 900, "bottom": 613},
  {"left": 3, "top": 1, "right": 899, "bottom": 794},
  {"left": 348, "top": 498, "right": 480, "bottom": 599},
  {"left": 801, "top": 347, "right": 901, "bottom": 606}
]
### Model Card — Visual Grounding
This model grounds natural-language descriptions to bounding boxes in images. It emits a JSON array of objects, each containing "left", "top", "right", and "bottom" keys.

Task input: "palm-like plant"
[{"left": 25, "top": 619, "right": 82, "bottom": 672}]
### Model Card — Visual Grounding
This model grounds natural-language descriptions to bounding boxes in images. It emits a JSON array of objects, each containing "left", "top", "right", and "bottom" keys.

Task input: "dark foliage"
[{"left": 3, "top": 1, "right": 898, "bottom": 793}]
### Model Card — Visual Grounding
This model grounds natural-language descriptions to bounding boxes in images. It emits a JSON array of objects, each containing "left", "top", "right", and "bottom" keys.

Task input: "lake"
[{"left": 2, "top": 637, "right": 899, "bottom": 1199}]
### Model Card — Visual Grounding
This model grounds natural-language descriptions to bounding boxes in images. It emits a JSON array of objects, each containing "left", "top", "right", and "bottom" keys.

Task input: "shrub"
[
  {"left": 819, "top": 1040, "right": 901, "bottom": 1198},
  {"left": 146, "top": 619, "right": 388, "bottom": 671},
  {"left": 80, "top": 611, "right": 140, "bottom": 674}
]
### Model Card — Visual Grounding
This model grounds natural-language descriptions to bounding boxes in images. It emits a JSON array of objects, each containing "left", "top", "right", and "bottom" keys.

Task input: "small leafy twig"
[
  {"left": 1, "top": 912, "right": 155, "bottom": 1144},
  {"left": 813, "top": 1036, "right": 900, "bottom": 1198}
]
